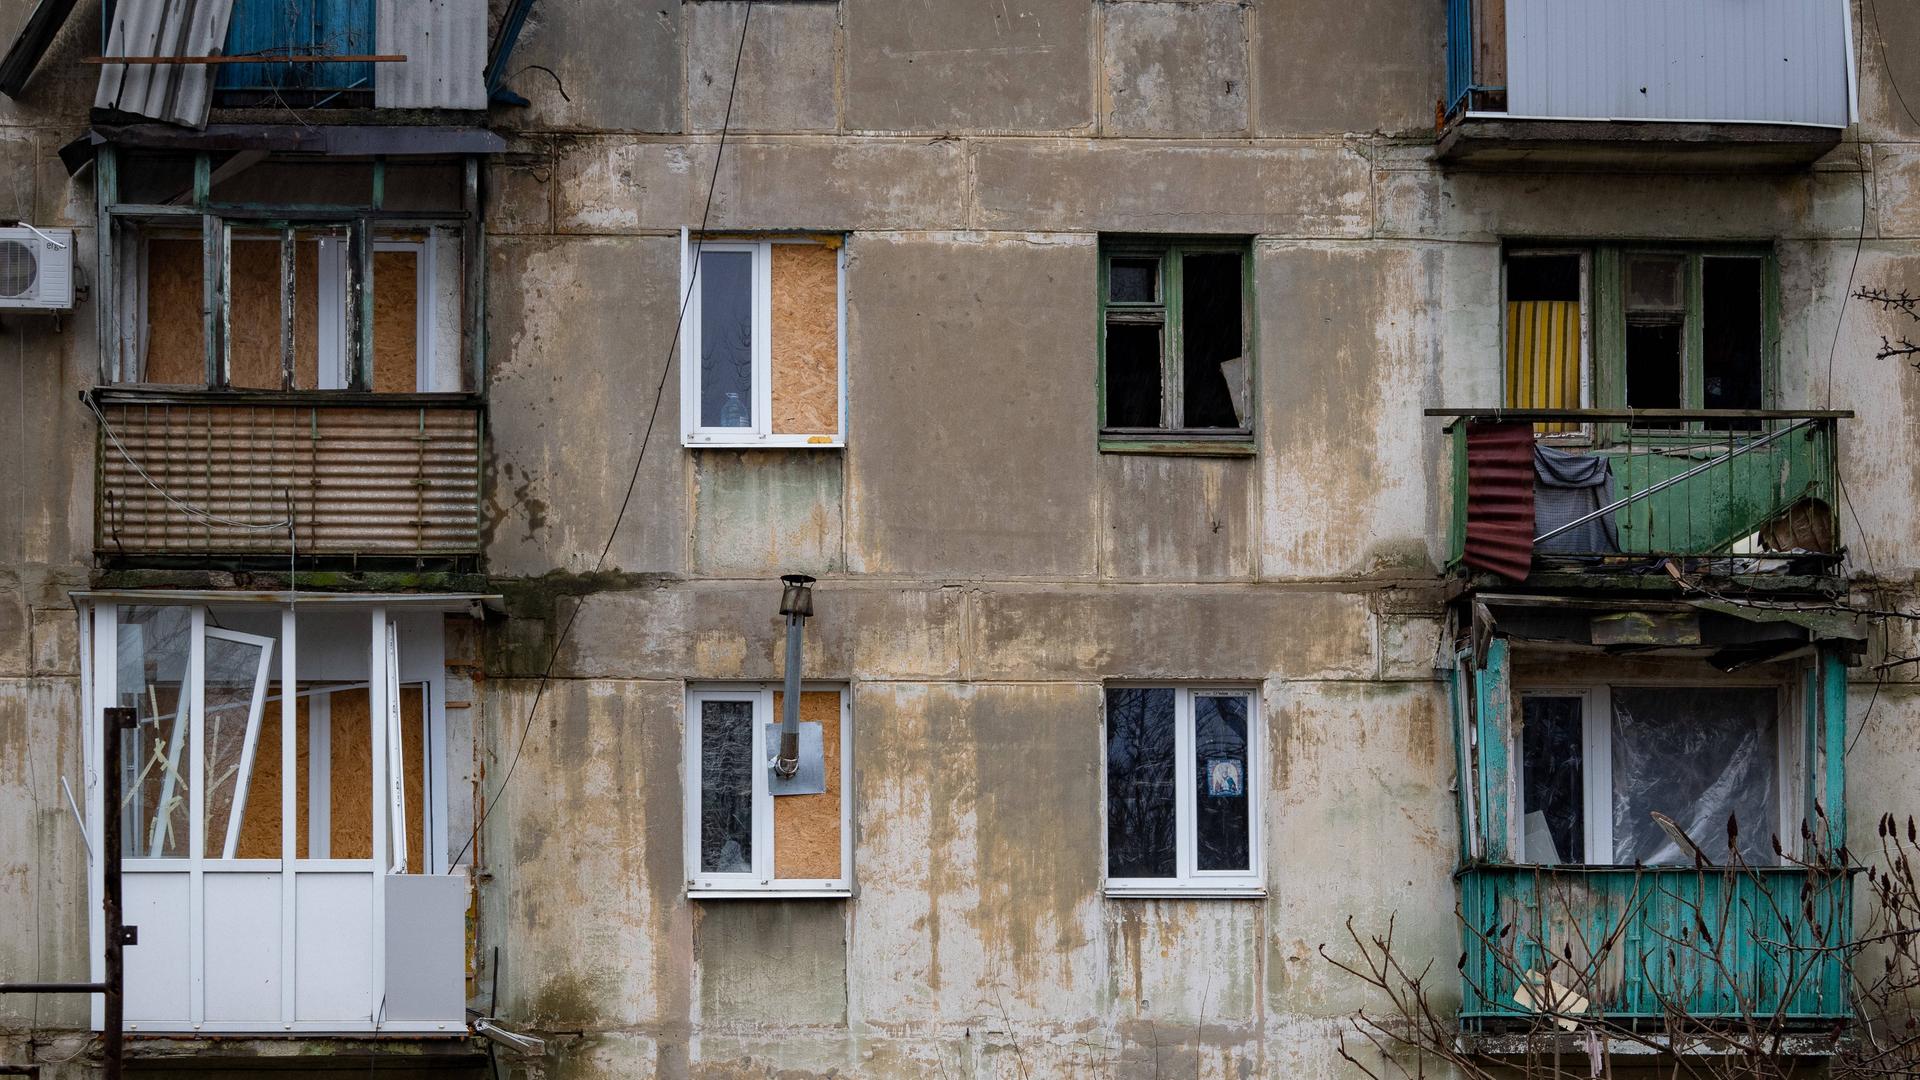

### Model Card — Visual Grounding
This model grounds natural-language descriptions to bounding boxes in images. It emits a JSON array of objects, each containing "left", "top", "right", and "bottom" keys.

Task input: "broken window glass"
[
  {"left": 698, "top": 249, "right": 755, "bottom": 429},
  {"left": 1181, "top": 253, "right": 1245, "bottom": 429},
  {"left": 1610, "top": 686, "right": 1778, "bottom": 866},
  {"left": 118, "top": 606, "right": 192, "bottom": 858},
  {"left": 1105, "top": 323, "right": 1163, "bottom": 428},
  {"left": 202, "top": 631, "right": 271, "bottom": 859},
  {"left": 1521, "top": 696, "right": 1584, "bottom": 864},
  {"left": 1702, "top": 257, "right": 1764, "bottom": 417},
  {"left": 1193, "top": 694, "right": 1250, "bottom": 871},
  {"left": 1106, "top": 688, "right": 1177, "bottom": 878},
  {"left": 699, "top": 699, "right": 755, "bottom": 874}
]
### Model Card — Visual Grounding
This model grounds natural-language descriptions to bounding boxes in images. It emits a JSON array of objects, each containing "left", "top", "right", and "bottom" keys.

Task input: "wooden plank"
[
  {"left": 770, "top": 244, "right": 840, "bottom": 436},
  {"left": 772, "top": 691, "right": 842, "bottom": 880}
]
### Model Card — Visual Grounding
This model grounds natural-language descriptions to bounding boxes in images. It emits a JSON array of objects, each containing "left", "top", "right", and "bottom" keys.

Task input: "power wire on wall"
[{"left": 449, "top": 1, "right": 757, "bottom": 867}]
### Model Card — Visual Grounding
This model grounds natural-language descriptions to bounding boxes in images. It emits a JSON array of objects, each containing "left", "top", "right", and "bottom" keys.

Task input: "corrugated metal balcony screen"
[{"left": 95, "top": 390, "right": 482, "bottom": 559}]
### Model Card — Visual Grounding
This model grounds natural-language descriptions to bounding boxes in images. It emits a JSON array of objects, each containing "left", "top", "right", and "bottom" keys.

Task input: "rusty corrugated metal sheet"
[
  {"left": 1463, "top": 421, "right": 1535, "bottom": 581},
  {"left": 95, "top": 0, "right": 237, "bottom": 129},
  {"left": 376, "top": 0, "right": 486, "bottom": 109},
  {"left": 96, "top": 393, "right": 482, "bottom": 558}
]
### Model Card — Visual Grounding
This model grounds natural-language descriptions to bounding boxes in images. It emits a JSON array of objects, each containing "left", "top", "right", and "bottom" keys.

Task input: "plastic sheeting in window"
[{"left": 1610, "top": 686, "right": 1778, "bottom": 866}]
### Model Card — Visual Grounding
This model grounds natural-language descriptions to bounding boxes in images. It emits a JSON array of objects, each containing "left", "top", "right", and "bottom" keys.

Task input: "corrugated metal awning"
[
  {"left": 94, "top": 0, "right": 237, "bottom": 129},
  {"left": 376, "top": 0, "right": 486, "bottom": 109}
]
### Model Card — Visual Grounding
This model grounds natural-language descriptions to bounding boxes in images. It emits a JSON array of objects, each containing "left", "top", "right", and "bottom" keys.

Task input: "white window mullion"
[
  {"left": 187, "top": 605, "right": 206, "bottom": 1027},
  {"left": 753, "top": 688, "right": 774, "bottom": 886},
  {"left": 1173, "top": 690, "right": 1195, "bottom": 882},
  {"left": 1587, "top": 687, "right": 1614, "bottom": 864},
  {"left": 754, "top": 242, "right": 774, "bottom": 441},
  {"left": 278, "top": 607, "right": 297, "bottom": 1027}
]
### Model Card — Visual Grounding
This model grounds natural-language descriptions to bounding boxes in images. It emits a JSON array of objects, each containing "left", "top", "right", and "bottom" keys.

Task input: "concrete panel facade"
[{"left": 4, "top": 1, "right": 1920, "bottom": 1078}]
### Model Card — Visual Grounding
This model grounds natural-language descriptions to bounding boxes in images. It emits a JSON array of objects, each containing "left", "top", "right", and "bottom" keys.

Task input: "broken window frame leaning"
[
  {"left": 684, "top": 684, "right": 852, "bottom": 897},
  {"left": 1512, "top": 678, "right": 1802, "bottom": 867},
  {"left": 95, "top": 147, "right": 485, "bottom": 394},
  {"left": 1499, "top": 242, "right": 1780, "bottom": 441},
  {"left": 677, "top": 230, "right": 849, "bottom": 449},
  {"left": 1098, "top": 236, "right": 1256, "bottom": 454},
  {"left": 1102, "top": 684, "right": 1264, "bottom": 898}
]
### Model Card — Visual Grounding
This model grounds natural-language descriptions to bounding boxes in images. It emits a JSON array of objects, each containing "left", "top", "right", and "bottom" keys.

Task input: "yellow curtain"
[{"left": 1505, "top": 300, "right": 1582, "bottom": 434}]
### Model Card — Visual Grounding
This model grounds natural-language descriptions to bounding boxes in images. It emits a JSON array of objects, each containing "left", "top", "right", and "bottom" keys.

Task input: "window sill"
[
  {"left": 1099, "top": 437, "right": 1255, "bottom": 458},
  {"left": 685, "top": 439, "right": 845, "bottom": 451},
  {"left": 1104, "top": 886, "right": 1267, "bottom": 900},
  {"left": 689, "top": 888, "right": 852, "bottom": 900}
]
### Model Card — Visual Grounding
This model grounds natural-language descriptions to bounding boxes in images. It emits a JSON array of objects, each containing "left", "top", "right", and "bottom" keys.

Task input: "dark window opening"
[
  {"left": 1181, "top": 253, "right": 1245, "bottom": 429},
  {"left": 1703, "top": 257, "right": 1765, "bottom": 417},
  {"left": 1109, "top": 258, "right": 1158, "bottom": 304},
  {"left": 1105, "top": 324, "right": 1164, "bottom": 429},
  {"left": 1521, "top": 696, "right": 1584, "bottom": 864},
  {"left": 1507, "top": 254, "right": 1581, "bottom": 302}
]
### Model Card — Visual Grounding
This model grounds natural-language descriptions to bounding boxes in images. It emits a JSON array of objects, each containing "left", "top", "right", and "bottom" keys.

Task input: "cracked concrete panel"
[
  {"left": 0, "top": 577, "right": 26, "bottom": 676},
  {"left": 688, "top": 1, "right": 838, "bottom": 134},
  {"left": 1264, "top": 680, "right": 1454, "bottom": 1017},
  {"left": 488, "top": 136, "right": 558, "bottom": 236},
  {"left": 845, "top": 235, "right": 1101, "bottom": 578},
  {"left": 1874, "top": 145, "right": 1920, "bottom": 240},
  {"left": 973, "top": 141, "right": 1371, "bottom": 235},
  {"left": 967, "top": 585, "right": 1376, "bottom": 682},
  {"left": 484, "top": 679, "right": 690, "bottom": 1032},
  {"left": 845, "top": 0, "right": 1093, "bottom": 132},
  {"left": 1100, "top": 455, "right": 1255, "bottom": 581},
  {"left": 1856, "top": 0, "right": 1920, "bottom": 142},
  {"left": 1257, "top": 242, "right": 1446, "bottom": 581},
  {"left": 556, "top": 582, "right": 965, "bottom": 682},
  {"left": 0, "top": 679, "right": 88, "bottom": 1030},
  {"left": 1253, "top": 0, "right": 1440, "bottom": 135},
  {"left": 1373, "top": 165, "right": 1865, "bottom": 244},
  {"left": 697, "top": 901, "right": 848, "bottom": 1026},
  {"left": 1103, "top": 2, "right": 1250, "bottom": 137},
  {"left": 1, "top": 250, "right": 96, "bottom": 570},
  {"left": 553, "top": 138, "right": 969, "bottom": 234},
  {"left": 693, "top": 450, "right": 845, "bottom": 576},
  {"left": 849, "top": 682, "right": 1104, "bottom": 1024},
  {"left": 484, "top": 235, "right": 687, "bottom": 577},
  {"left": 491, "top": 1, "right": 681, "bottom": 133}
]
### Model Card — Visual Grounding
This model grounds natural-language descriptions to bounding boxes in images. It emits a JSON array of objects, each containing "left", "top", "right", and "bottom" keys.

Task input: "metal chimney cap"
[{"left": 778, "top": 574, "right": 816, "bottom": 618}]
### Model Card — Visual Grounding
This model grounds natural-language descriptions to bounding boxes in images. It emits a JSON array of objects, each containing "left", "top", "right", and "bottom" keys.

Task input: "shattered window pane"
[
  {"left": 1610, "top": 687, "right": 1778, "bottom": 866},
  {"left": 1105, "top": 323, "right": 1163, "bottom": 428},
  {"left": 1193, "top": 694, "right": 1250, "bottom": 871},
  {"left": 202, "top": 633, "right": 270, "bottom": 855},
  {"left": 1181, "top": 253, "right": 1245, "bottom": 429},
  {"left": 118, "top": 607, "right": 192, "bottom": 858},
  {"left": 1106, "top": 688, "right": 1177, "bottom": 878},
  {"left": 700, "top": 699, "right": 755, "bottom": 874},
  {"left": 1521, "top": 696, "right": 1584, "bottom": 864}
]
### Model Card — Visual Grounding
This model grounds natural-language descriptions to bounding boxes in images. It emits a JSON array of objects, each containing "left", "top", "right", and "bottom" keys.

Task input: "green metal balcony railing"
[
  {"left": 1458, "top": 865, "right": 1854, "bottom": 1028},
  {"left": 1438, "top": 410, "right": 1848, "bottom": 578}
]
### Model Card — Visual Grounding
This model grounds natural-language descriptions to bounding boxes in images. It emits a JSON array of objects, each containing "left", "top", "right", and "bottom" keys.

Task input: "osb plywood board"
[
  {"left": 144, "top": 238, "right": 203, "bottom": 384},
  {"left": 227, "top": 238, "right": 320, "bottom": 390},
  {"left": 234, "top": 703, "right": 282, "bottom": 859},
  {"left": 402, "top": 686, "right": 425, "bottom": 871},
  {"left": 331, "top": 689, "right": 374, "bottom": 859},
  {"left": 773, "top": 691, "right": 841, "bottom": 879},
  {"left": 771, "top": 244, "right": 839, "bottom": 435},
  {"left": 373, "top": 249, "right": 418, "bottom": 393}
]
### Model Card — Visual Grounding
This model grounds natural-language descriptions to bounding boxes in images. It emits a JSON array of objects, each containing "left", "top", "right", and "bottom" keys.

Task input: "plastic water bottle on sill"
[{"left": 720, "top": 391, "right": 749, "bottom": 428}]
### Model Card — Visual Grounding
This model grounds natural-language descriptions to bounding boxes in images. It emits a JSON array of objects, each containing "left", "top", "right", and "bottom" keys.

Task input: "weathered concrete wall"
[{"left": 4, "top": 0, "right": 1920, "bottom": 1077}]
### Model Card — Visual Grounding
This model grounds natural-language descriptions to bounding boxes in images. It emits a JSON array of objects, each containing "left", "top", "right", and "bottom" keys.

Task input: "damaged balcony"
[
  {"left": 93, "top": 388, "right": 483, "bottom": 567},
  {"left": 1437, "top": 410, "right": 1849, "bottom": 588},
  {"left": 1440, "top": 0, "right": 1854, "bottom": 169}
]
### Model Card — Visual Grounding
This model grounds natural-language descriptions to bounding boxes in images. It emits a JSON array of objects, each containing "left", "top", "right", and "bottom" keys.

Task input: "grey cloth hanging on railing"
[{"left": 1534, "top": 445, "right": 1619, "bottom": 554}]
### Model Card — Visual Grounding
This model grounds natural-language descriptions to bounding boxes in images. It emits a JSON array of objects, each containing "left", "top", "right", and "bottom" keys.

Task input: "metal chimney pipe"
[{"left": 774, "top": 574, "right": 815, "bottom": 778}]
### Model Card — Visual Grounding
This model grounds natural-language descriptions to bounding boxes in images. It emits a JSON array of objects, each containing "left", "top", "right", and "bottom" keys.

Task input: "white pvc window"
[
  {"left": 678, "top": 232, "right": 847, "bottom": 448},
  {"left": 684, "top": 685, "right": 851, "bottom": 896},
  {"left": 1515, "top": 682, "right": 1797, "bottom": 867},
  {"left": 1103, "top": 686, "right": 1263, "bottom": 897}
]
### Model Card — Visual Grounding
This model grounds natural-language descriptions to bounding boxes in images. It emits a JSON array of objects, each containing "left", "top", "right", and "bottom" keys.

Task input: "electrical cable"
[
  {"left": 450, "top": 1, "right": 756, "bottom": 866},
  {"left": 84, "top": 394, "right": 291, "bottom": 530}
]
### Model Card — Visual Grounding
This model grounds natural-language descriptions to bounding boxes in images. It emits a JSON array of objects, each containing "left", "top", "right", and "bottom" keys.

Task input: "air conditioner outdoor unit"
[{"left": 0, "top": 226, "right": 73, "bottom": 311}]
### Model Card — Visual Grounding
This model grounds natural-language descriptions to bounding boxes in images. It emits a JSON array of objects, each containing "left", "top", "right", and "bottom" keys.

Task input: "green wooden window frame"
[
  {"left": 1506, "top": 244, "right": 1780, "bottom": 439},
  {"left": 1098, "top": 237, "right": 1255, "bottom": 455}
]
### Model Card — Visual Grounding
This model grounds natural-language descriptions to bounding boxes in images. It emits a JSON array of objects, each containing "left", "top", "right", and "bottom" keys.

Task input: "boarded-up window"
[
  {"left": 686, "top": 685, "right": 850, "bottom": 893},
  {"left": 683, "top": 237, "right": 845, "bottom": 447},
  {"left": 131, "top": 229, "right": 439, "bottom": 392}
]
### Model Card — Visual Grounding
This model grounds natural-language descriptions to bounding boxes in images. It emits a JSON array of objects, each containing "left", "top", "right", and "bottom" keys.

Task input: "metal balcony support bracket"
[{"left": 1533, "top": 418, "right": 1817, "bottom": 546}]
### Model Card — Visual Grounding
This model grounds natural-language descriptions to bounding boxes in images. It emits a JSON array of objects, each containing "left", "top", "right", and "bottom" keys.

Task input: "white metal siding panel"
[
  {"left": 1506, "top": 0, "right": 1850, "bottom": 126},
  {"left": 95, "top": 0, "right": 237, "bottom": 128},
  {"left": 375, "top": 0, "right": 486, "bottom": 110}
]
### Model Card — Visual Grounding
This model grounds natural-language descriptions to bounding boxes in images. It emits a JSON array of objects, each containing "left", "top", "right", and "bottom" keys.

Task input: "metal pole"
[{"left": 775, "top": 613, "right": 804, "bottom": 777}]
